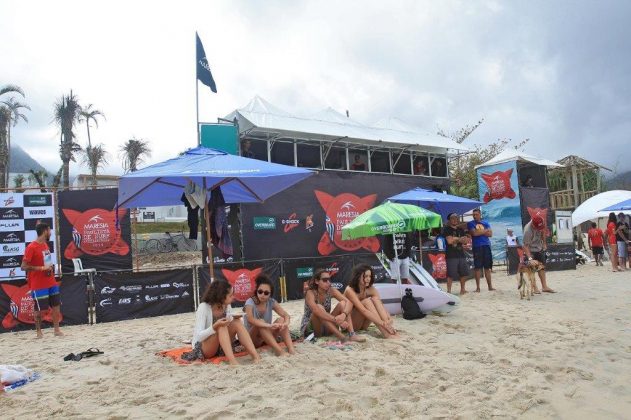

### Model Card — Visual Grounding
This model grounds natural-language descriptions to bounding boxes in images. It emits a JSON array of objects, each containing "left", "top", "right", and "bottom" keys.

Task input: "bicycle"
[{"left": 160, "top": 231, "right": 198, "bottom": 252}]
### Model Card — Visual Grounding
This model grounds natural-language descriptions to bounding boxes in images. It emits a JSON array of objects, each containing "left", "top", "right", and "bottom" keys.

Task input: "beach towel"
[
  {"left": 1, "top": 365, "right": 41, "bottom": 393},
  {"left": 157, "top": 341, "right": 296, "bottom": 365}
]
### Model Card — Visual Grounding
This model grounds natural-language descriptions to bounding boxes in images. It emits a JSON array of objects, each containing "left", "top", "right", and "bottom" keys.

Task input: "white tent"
[
  {"left": 226, "top": 96, "right": 468, "bottom": 154},
  {"left": 476, "top": 149, "right": 563, "bottom": 169},
  {"left": 571, "top": 190, "right": 631, "bottom": 227}
]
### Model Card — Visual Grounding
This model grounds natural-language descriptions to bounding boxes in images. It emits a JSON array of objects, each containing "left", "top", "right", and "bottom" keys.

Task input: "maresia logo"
[
  {"left": 24, "top": 194, "right": 52, "bottom": 207},
  {"left": 480, "top": 169, "right": 516, "bottom": 203},
  {"left": 0, "top": 208, "right": 23, "bottom": 220},
  {"left": 1, "top": 256, "right": 22, "bottom": 268},
  {"left": 253, "top": 216, "right": 276, "bottom": 230},
  {"left": 3, "top": 196, "right": 15, "bottom": 207},
  {"left": 282, "top": 213, "right": 300, "bottom": 233},
  {"left": 222, "top": 267, "right": 263, "bottom": 302},
  {"left": 0, "top": 232, "right": 23, "bottom": 243},
  {"left": 1, "top": 283, "right": 61, "bottom": 329},
  {"left": 62, "top": 208, "right": 129, "bottom": 258}
]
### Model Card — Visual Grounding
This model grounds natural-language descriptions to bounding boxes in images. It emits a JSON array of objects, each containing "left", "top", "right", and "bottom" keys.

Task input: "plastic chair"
[{"left": 72, "top": 258, "right": 97, "bottom": 325}]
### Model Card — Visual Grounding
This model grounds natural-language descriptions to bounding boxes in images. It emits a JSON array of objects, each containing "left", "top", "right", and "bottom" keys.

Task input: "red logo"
[
  {"left": 315, "top": 190, "right": 380, "bottom": 256},
  {"left": 282, "top": 213, "right": 300, "bottom": 233},
  {"left": 62, "top": 208, "right": 130, "bottom": 259},
  {"left": 428, "top": 254, "right": 447, "bottom": 279},
  {"left": 9, "top": 268, "right": 16, "bottom": 277},
  {"left": 1, "top": 284, "right": 62, "bottom": 329},
  {"left": 222, "top": 267, "right": 263, "bottom": 302},
  {"left": 481, "top": 169, "right": 516, "bottom": 203},
  {"left": 527, "top": 207, "right": 549, "bottom": 235},
  {"left": 3, "top": 196, "right": 15, "bottom": 207}
]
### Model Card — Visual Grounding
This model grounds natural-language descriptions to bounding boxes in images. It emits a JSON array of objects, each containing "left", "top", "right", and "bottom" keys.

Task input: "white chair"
[
  {"left": 72, "top": 258, "right": 96, "bottom": 275},
  {"left": 72, "top": 258, "right": 97, "bottom": 325}
]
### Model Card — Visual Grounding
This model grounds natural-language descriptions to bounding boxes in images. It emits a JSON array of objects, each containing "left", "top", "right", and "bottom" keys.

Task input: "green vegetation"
[{"left": 134, "top": 221, "right": 191, "bottom": 235}]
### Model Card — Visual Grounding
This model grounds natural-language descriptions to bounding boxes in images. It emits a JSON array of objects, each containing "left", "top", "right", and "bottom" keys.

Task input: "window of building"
[
  {"left": 324, "top": 146, "right": 347, "bottom": 170},
  {"left": 270, "top": 140, "right": 295, "bottom": 166},
  {"left": 393, "top": 152, "right": 412, "bottom": 175},
  {"left": 297, "top": 143, "right": 321, "bottom": 168},
  {"left": 370, "top": 150, "right": 390, "bottom": 173},
  {"left": 241, "top": 139, "right": 268, "bottom": 161},
  {"left": 348, "top": 149, "right": 368, "bottom": 171},
  {"left": 413, "top": 153, "right": 429, "bottom": 176},
  {"left": 430, "top": 155, "right": 447, "bottom": 177}
]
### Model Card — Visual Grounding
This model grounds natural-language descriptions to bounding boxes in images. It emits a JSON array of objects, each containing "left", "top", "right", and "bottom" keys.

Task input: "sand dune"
[{"left": 2, "top": 264, "right": 630, "bottom": 419}]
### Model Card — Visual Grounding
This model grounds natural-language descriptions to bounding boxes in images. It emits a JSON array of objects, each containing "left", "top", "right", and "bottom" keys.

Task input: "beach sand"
[{"left": 2, "top": 264, "right": 630, "bottom": 419}]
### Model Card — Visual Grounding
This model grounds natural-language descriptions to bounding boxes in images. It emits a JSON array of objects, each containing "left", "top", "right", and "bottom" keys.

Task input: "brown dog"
[{"left": 517, "top": 260, "right": 544, "bottom": 300}]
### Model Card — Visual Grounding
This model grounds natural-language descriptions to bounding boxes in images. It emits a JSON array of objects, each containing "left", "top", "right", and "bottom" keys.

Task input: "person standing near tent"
[
  {"left": 467, "top": 209, "right": 495, "bottom": 292},
  {"left": 615, "top": 212, "right": 630, "bottom": 270},
  {"left": 605, "top": 212, "right": 619, "bottom": 271},
  {"left": 20, "top": 223, "right": 63, "bottom": 339},
  {"left": 522, "top": 216, "right": 555, "bottom": 293},
  {"left": 587, "top": 222, "right": 605, "bottom": 266},
  {"left": 382, "top": 232, "right": 413, "bottom": 284},
  {"left": 443, "top": 213, "right": 470, "bottom": 295}
]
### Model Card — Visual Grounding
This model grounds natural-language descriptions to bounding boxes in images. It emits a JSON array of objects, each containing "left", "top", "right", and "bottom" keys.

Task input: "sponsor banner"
[
  {"left": 0, "top": 277, "right": 89, "bottom": 333},
  {"left": 253, "top": 216, "right": 276, "bottom": 230},
  {"left": 241, "top": 171, "right": 448, "bottom": 260},
  {"left": 283, "top": 256, "right": 353, "bottom": 300},
  {"left": 197, "top": 260, "right": 281, "bottom": 307},
  {"left": 94, "top": 269, "right": 194, "bottom": 323},
  {"left": 0, "top": 193, "right": 24, "bottom": 208},
  {"left": 0, "top": 193, "right": 56, "bottom": 281},
  {"left": 476, "top": 161, "right": 522, "bottom": 262},
  {"left": 545, "top": 244, "right": 576, "bottom": 272},
  {"left": 23, "top": 207, "right": 55, "bottom": 219},
  {"left": 58, "top": 189, "right": 132, "bottom": 273},
  {"left": 507, "top": 247, "right": 520, "bottom": 275}
]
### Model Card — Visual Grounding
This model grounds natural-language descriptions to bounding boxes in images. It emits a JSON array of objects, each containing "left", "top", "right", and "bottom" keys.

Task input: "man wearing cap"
[
  {"left": 442, "top": 212, "right": 470, "bottom": 295},
  {"left": 506, "top": 228, "right": 520, "bottom": 248},
  {"left": 522, "top": 215, "right": 555, "bottom": 293},
  {"left": 467, "top": 208, "right": 495, "bottom": 292}
]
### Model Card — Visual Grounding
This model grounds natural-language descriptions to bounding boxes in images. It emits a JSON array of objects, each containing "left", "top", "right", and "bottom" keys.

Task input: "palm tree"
[
  {"left": 81, "top": 144, "right": 108, "bottom": 189},
  {"left": 52, "top": 166, "right": 63, "bottom": 189},
  {"left": 13, "top": 173, "right": 25, "bottom": 192},
  {"left": 0, "top": 84, "right": 26, "bottom": 189},
  {"left": 0, "top": 85, "right": 24, "bottom": 99},
  {"left": 79, "top": 104, "right": 105, "bottom": 149},
  {"left": 53, "top": 91, "right": 82, "bottom": 189},
  {"left": 120, "top": 138, "right": 151, "bottom": 173},
  {"left": 29, "top": 169, "right": 49, "bottom": 192},
  {"left": 2, "top": 97, "right": 31, "bottom": 187}
]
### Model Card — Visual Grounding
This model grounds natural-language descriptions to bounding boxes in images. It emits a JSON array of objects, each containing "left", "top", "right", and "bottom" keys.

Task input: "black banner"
[
  {"left": 519, "top": 187, "right": 552, "bottom": 229},
  {"left": 197, "top": 260, "right": 281, "bottom": 307},
  {"left": 240, "top": 171, "right": 449, "bottom": 260},
  {"left": 94, "top": 269, "right": 194, "bottom": 323},
  {"left": 58, "top": 189, "right": 132, "bottom": 273},
  {"left": 507, "top": 246, "right": 520, "bottom": 275},
  {"left": 283, "top": 255, "right": 354, "bottom": 300},
  {"left": 545, "top": 244, "right": 576, "bottom": 272},
  {"left": 0, "top": 277, "right": 89, "bottom": 333}
]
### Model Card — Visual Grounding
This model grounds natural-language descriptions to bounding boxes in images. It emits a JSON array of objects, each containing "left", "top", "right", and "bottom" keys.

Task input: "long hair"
[
  {"left": 307, "top": 268, "right": 328, "bottom": 291},
  {"left": 608, "top": 212, "right": 618, "bottom": 225},
  {"left": 200, "top": 280, "right": 231, "bottom": 306},
  {"left": 349, "top": 264, "right": 373, "bottom": 293},
  {"left": 252, "top": 274, "right": 274, "bottom": 304}
]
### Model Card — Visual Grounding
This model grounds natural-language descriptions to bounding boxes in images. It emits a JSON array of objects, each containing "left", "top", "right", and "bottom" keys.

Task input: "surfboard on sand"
[{"left": 374, "top": 283, "right": 451, "bottom": 315}]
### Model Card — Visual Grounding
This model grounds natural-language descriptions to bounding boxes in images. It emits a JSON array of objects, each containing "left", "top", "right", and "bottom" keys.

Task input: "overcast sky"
[{"left": 1, "top": 0, "right": 630, "bottom": 176}]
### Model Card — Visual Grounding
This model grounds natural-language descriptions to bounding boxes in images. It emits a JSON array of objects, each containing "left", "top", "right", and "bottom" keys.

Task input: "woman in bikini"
[
  {"left": 299, "top": 269, "right": 365, "bottom": 342},
  {"left": 243, "top": 274, "right": 296, "bottom": 356},
  {"left": 186, "top": 280, "right": 260, "bottom": 365},
  {"left": 344, "top": 264, "right": 399, "bottom": 339}
]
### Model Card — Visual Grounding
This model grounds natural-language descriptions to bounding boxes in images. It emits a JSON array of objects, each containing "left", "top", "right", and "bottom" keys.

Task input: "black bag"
[{"left": 401, "top": 288, "right": 425, "bottom": 320}]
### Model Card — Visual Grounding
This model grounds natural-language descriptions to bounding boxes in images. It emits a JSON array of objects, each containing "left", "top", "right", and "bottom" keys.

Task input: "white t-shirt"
[
  {"left": 506, "top": 234, "right": 518, "bottom": 247},
  {"left": 192, "top": 303, "right": 232, "bottom": 346}
]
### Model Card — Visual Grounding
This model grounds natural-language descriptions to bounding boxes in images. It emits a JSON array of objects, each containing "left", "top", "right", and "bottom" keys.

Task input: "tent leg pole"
[{"left": 205, "top": 201, "right": 215, "bottom": 282}]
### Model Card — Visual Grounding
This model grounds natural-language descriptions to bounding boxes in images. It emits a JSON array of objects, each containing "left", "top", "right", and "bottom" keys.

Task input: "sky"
[{"left": 1, "top": 0, "right": 630, "bottom": 176}]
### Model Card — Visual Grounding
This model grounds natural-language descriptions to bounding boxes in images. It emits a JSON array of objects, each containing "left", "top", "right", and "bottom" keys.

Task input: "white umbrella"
[{"left": 571, "top": 190, "right": 631, "bottom": 227}]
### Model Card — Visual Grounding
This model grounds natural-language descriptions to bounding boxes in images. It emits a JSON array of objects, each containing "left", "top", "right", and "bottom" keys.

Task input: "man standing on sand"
[
  {"left": 20, "top": 223, "right": 63, "bottom": 338},
  {"left": 467, "top": 209, "right": 495, "bottom": 292},
  {"left": 442, "top": 213, "right": 470, "bottom": 295},
  {"left": 615, "top": 213, "right": 630, "bottom": 270},
  {"left": 522, "top": 215, "right": 555, "bottom": 293},
  {"left": 587, "top": 222, "right": 605, "bottom": 266}
]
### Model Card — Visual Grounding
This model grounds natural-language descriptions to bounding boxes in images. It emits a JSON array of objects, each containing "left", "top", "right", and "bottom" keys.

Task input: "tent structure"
[
  {"left": 570, "top": 190, "right": 631, "bottom": 227},
  {"left": 225, "top": 96, "right": 469, "bottom": 154},
  {"left": 476, "top": 149, "right": 563, "bottom": 169},
  {"left": 386, "top": 187, "right": 482, "bottom": 220},
  {"left": 600, "top": 198, "right": 631, "bottom": 212}
]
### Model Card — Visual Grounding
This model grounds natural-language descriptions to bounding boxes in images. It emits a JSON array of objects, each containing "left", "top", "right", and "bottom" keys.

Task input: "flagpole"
[{"left": 196, "top": 70, "right": 200, "bottom": 146}]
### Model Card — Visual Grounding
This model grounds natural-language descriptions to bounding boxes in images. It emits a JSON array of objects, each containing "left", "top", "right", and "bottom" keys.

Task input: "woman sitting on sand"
[
  {"left": 343, "top": 264, "right": 399, "bottom": 339},
  {"left": 299, "top": 269, "right": 365, "bottom": 342},
  {"left": 183, "top": 280, "right": 260, "bottom": 365},
  {"left": 243, "top": 274, "right": 296, "bottom": 356}
]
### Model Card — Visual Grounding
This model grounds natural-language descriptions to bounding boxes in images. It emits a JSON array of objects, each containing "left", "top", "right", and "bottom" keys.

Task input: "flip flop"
[{"left": 81, "top": 348, "right": 104, "bottom": 358}]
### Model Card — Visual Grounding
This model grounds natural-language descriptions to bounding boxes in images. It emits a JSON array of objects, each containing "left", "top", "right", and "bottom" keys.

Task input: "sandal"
[{"left": 63, "top": 348, "right": 104, "bottom": 362}]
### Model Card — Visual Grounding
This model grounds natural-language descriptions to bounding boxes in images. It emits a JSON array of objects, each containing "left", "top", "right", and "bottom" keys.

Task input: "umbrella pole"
[{"left": 203, "top": 179, "right": 215, "bottom": 282}]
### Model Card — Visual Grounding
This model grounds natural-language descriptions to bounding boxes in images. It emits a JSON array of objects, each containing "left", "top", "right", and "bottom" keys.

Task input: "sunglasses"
[{"left": 256, "top": 290, "right": 270, "bottom": 296}]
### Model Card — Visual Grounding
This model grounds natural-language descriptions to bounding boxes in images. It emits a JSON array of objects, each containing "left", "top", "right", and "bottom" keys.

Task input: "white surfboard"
[
  {"left": 374, "top": 283, "right": 451, "bottom": 315},
  {"left": 408, "top": 260, "right": 461, "bottom": 314}
]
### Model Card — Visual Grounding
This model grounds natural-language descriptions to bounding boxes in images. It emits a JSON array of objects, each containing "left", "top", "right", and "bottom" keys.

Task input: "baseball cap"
[{"left": 532, "top": 215, "right": 545, "bottom": 230}]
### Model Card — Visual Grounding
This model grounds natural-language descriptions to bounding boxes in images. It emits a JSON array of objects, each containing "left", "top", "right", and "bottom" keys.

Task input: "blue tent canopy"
[
  {"left": 387, "top": 187, "right": 482, "bottom": 220},
  {"left": 600, "top": 198, "right": 631, "bottom": 212},
  {"left": 118, "top": 146, "right": 314, "bottom": 208}
]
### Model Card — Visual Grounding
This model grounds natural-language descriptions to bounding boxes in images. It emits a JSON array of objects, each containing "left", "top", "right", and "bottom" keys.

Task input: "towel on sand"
[{"left": 158, "top": 341, "right": 296, "bottom": 365}]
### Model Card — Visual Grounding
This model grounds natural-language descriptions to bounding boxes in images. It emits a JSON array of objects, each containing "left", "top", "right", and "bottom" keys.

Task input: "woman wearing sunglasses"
[
  {"left": 184, "top": 280, "right": 260, "bottom": 365},
  {"left": 243, "top": 275, "right": 296, "bottom": 356},
  {"left": 344, "top": 264, "right": 398, "bottom": 338},
  {"left": 299, "top": 269, "right": 365, "bottom": 342}
]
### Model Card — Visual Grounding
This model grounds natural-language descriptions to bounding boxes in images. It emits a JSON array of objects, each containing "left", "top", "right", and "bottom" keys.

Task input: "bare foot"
[
  {"left": 533, "top": 289, "right": 541, "bottom": 294},
  {"left": 386, "top": 333, "right": 401, "bottom": 339},
  {"left": 349, "top": 334, "right": 366, "bottom": 343},
  {"left": 54, "top": 331, "right": 65, "bottom": 337},
  {"left": 277, "top": 351, "right": 289, "bottom": 357},
  {"left": 251, "top": 356, "right": 262, "bottom": 364},
  {"left": 36, "top": 332, "right": 43, "bottom": 339},
  {"left": 474, "top": 288, "right": 481, "bottom": 293},
  {"left": 488, "top": 287, "right": 496, "bottom": 291},
  {"left": 228, "top": 359, "right": 239, "bottom": 366},
  {"left": 287, "top": 349, "right": 297, "bottom": 355},
  {"left": 460, "top": 290, "right": 467, "bottom": 295},
  {"left": 542, "top": 288, "right": 556, "bottom": 293}
]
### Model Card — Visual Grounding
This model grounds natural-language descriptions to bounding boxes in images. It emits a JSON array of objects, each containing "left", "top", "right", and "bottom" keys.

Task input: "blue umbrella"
[
  {"left": 600, "top": 198, "right": 631, "bottom": 212},
  {"left": 118, "top": 146, "right": 314, "bottom": 279},
  {"left": 387, "top": 187, "right": 482, "bottom": 220}
]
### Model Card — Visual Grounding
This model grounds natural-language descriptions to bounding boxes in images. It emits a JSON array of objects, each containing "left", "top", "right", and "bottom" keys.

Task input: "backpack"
[{"left": 401, "top": 288, "right": 426, "bottom": 320}]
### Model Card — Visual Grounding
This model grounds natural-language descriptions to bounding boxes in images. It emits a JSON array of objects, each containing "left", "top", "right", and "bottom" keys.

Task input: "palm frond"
[{"left": 0, "top": 85, "right": 25, "bottom": 98}]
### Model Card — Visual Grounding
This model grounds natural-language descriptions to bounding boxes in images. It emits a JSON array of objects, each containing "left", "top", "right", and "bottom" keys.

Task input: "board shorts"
[
  {"left": 31, "top": 285, "right": 61, "bottom": 311},
  {"left": 472, "top": 246, "right": 493, "bottom": 269},
  {"left": 617, "top": 241, "right": 629, "bottom": 258},
  {"left": 446, "top": 257, "right": 470, "bottom": 279},
  {"left": 591, "top": 246, "right": 604, "bottom": 256},
  {"left": 389, "top": 257, "right": 410, "bottom": 281}
]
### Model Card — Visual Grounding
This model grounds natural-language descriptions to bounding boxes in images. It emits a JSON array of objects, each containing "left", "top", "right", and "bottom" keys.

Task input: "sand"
[{"left": 1, "top": 264, "right": 630, "bottom": 419}]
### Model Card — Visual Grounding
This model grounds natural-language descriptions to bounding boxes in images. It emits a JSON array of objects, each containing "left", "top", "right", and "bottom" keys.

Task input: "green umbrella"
[{"left": 341, "top": 201, "right": 442, "bottom": 240}]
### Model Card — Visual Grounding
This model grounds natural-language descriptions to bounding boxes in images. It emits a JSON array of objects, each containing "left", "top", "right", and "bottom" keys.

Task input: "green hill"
[
  {"left": 606, "top": 170, "right": 631, "bottom": 190},
  {"left": 9, "top": 145, "right": 49, "bottom": 173}
]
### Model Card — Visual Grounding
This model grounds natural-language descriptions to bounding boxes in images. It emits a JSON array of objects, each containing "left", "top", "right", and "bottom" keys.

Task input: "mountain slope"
[
  {"left": 9, "top": 145, "right": 49, "bottom": 173},
  {"left": 606, "top": 170, "right": 631, "bottom": 190}
]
